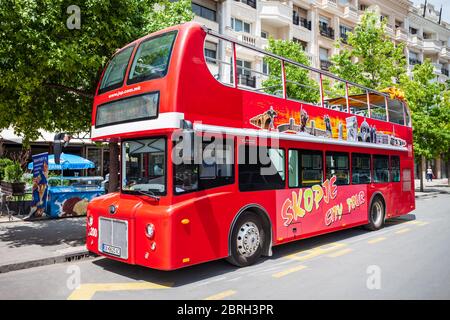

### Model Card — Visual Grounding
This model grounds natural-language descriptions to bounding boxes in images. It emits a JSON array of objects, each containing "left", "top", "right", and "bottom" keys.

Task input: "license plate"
[{"left": 102, "top": 244, "right": 121, "bottom": 257}]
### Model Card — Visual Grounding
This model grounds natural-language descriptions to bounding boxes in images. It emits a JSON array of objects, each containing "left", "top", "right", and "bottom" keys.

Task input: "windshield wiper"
[{"left": 134, "top": 190, "right": 160, "bottom": 201}]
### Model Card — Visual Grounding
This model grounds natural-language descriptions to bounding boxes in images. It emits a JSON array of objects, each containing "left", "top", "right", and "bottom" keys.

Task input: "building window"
[
  {"left": 237, "top": 59, "right": 255, "bottom": 87},
  {"left": 339, "top": 25, "right": 352, "bottom": 44},
  {"left": 239, "top": 145, "right": 285, "bottom": 191},
  {"left": 319, "top": 47, "right": 331, "bottom": 70},
  {"left": 231, "top": 17, "right": 251, "bottom": 33},
  {"left": 261, "top": 31, "right": 268, "bottom": 39},
  {"left": 319, "top": 16, "right": 334, "bottom": 39},
  {"left": 326, "top": 152, "right": 350, "bottom": 185},
  {"left": 293, "top": 38, "right": 308, "bottom": 51},
  {"left": 204, "top": 41, "right": 217, "bottom": 64},
  {"left": 192, "top": 3, "right": 216, "bottom": 22}
]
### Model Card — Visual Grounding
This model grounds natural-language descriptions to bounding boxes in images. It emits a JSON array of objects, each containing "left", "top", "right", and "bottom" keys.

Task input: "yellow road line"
[
  {"left": 395, "top": 228, "right": 411, "bottom": 234},
  {"left": 407, "top": 220, "right": 422, "bottom": 225},
  {"left": 417, "top": 222, "right": 429, "bottom": 226},
  {"left": 327, "top": 248, "right": 353, "bottom": 258},
  {"left": 67, "top": 282, "right": 173, "bottom": 300},
  {"left": 272, "top": 265, "right": 307, "bottom": 278},
  {"left": 368, "top": 237, "right": 387, "bottom": 244},
  {"left": 204, "top": 290, "right": 236, "bottom": 300},
  {"left": 285, "top": 242, "right": 347, "bottom": 262}
]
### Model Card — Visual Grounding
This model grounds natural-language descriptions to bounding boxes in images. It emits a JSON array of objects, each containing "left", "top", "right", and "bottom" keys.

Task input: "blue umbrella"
[{"left": 28, "top": 153, "right": 95, "bottom": 171}]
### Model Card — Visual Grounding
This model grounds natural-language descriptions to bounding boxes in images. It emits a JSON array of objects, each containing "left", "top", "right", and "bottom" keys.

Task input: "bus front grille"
[{"left": 98, "top": 217, "right": 129, "bottom": 260}]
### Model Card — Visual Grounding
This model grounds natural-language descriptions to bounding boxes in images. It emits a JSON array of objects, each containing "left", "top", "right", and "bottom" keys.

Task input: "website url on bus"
[{"left": 108, "top": 86, "right": 141, "bottom": 99}]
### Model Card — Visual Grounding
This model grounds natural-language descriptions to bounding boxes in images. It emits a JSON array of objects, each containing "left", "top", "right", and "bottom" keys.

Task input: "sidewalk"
[
  {"left": 414, "top": 178, "right": 450, "bottom": 198},
  {"left": 0, "top": 217, "right": 91, "bottom": 273}
]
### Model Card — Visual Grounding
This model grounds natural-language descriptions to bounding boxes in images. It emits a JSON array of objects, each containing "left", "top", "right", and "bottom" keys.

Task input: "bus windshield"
[
  {"left": 122, "top": 138, "right": 166, "bottom": 195},
  {"left": 99, "top": 46, "right": 134, "bottom": 93},
  {"left": 127, "top": 31, "right": 177, "bottom": 85}
]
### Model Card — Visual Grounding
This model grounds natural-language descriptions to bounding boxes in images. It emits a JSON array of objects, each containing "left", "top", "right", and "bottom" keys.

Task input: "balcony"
[
  {"left": 319, "top": 25, "right": 335, "bottom": 40},
  {"left": 293, "top": 15, "right": 311, "bottom": 30},
  {"left": 343, "top": 4, "right": 358, "bottom": 22},
  {"left": 319, "top": 0, "right": 341, "bottom": 16},
  {"left": 235, "top": 0, "right": 256, "bottom": 9},
  {"left": 385, "top": 24, "right": 394, "bottom": 37},
  {"left": 259, "top": 0, "right": 291, "bottom": 27},
  {"left": 395, "top": 28, "right": 408, "bottom": 42},
  {"left": 408, "top": 34, "right": 423, "bottom": 48},
  {"left": 238, "top": 33, "right": 257, "bottom": 46},
  {"left": 440, "top": 47, "right": 450, "bottom": 60},
  {"left": 432, "top": 63, "right": 443, "bottom": 74},
  {"left": 238, "top": 74, "right": 256, "bottom": 88},
  {"left": 320, "top": 59, "right": 333, "bottom": 71},
  {"left": 423, "top": 39, "right": 442, "bottom": 54}
]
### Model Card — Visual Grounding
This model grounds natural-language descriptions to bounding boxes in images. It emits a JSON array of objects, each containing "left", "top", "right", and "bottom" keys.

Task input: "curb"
[{"left": 0, "top": 249, "right": 95, "bottom": 274}]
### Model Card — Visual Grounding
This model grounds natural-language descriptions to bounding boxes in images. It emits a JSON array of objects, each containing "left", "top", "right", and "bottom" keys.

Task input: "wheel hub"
[
  {"left": 237, "top": 221, "right": 260, "bottom": 258},
  {"left": 371, "top": 202, "right": 383, "bottom": 226}
]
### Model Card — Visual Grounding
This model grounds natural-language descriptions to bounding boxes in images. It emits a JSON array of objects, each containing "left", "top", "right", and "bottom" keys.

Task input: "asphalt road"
[{"left": 0, "top": 193, "right": 449, "bottom": 300}]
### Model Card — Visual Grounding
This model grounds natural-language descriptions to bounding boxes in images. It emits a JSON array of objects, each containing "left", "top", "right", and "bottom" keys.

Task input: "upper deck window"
[
  {"left": 127, "top": 31, "right": 177, "bottom": 85},
  {"left": 98, "top": 46, "right": 134, "bottom": 94}
]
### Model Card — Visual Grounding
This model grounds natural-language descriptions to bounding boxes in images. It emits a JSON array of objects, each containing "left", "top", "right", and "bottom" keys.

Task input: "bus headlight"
[{"left": 145, "top": 223, "right": 155, "bottom": 239}]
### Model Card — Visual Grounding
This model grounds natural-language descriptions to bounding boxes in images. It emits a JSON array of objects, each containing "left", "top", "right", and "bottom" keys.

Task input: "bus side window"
[
  {"left": 326, "top": 152, "right": 349, "bottom": 185},
  {"left": 288, "top": 150, "right": 300, "bottom": 188},
  {"left": 373, "top": 155, "right": 390, "bottom": 183},
  {"left": 199, "top": 141, "right": 234, "bottom": 190},
  {"left": 300, "top": 151, "right": 323, "bottom": 187},
  {"left": 391, "top": 156, "right": 401, "bottom": 182},
  {"left": 174, "top": 139, "right": 234, "bottom": 194},
  {"left": 238, "top": 145, "right": 285, "bottom": 191},
  {"left": 352, "top": 153, "right": 371, "bottom": 184}
]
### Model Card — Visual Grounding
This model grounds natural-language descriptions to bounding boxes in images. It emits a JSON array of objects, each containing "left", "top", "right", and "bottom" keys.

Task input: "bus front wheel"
[
  {"left": 365, "top": 197, "right": 385, "bottom": 231},
  {"left": 227, "top": 212, "right": 265, "bottom": 267}
]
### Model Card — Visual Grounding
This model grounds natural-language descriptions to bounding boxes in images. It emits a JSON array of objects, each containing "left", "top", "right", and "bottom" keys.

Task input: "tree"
[
  {"left": 400, "top": 61, "right": 450, "bottom": 190},
  {"left": 330, "top": 11, "right": 407, "bottom": 90},
  {"left": 263, "top": 38, "right": 320, "bottom": 103},
  {"left": 0, "top": 0, "right": 193, "bottom": 190}
]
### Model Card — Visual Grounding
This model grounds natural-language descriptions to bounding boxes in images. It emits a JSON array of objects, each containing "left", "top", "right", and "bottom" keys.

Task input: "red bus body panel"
[{"left": 86, "top": 23, "right": 415, "bottom": 270}]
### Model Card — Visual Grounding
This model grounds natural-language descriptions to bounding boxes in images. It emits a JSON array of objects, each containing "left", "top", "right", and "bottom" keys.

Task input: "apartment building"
[
  {"left": 192, "top": 0, "right": 450, "bottom": 82},
  {"left": 192, "top": 0, "right": 449, "bottom": 179}
]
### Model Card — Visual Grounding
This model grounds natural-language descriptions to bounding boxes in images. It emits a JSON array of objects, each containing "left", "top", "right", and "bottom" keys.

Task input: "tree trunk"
[
  {"left": 108, "top": 142, "right": 119, "bottom": 193},
  {"left": 419, "top": 156, "right": 424, "bottom": 192},
  {"left": 447, "top": 157, "right": 450, "bottom": 187}
]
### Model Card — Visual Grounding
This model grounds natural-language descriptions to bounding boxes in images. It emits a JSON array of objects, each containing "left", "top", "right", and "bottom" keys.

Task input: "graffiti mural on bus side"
[{"left": 281, "top": 176, "right": 366, "bottom": 227}]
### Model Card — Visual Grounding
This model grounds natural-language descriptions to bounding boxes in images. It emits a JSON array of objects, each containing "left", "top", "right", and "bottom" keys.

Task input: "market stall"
[{"left": 28, "top": 153, "right": 105, "bottom": 218}]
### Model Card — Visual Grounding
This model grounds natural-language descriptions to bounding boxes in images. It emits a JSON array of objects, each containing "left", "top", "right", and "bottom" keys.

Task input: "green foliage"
[
  {"left": 400, "top": 60, "right": 450, "bottom": 160},
  {"left": 262, "top": 38, "right": 320, "bottom": 103},
  {"left": 3, "top": 162, "right": 24, "bottom": 183},
  {"left": 0, "top": 0, "right": 193, "bottom": 145},
  {"left": 0, "top": 158, "right": 14, "bottom": 181},
  {"left": 330, "top": 11, "right": 406, "bottom": 90}
]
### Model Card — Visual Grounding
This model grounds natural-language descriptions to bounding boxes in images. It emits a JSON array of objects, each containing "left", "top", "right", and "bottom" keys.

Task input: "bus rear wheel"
[
  {"left": 365, "top": 197, "right": 385, "bottom": 231},
  {"left": 227, "top": 212, "right": 265, "bottom": 267}
]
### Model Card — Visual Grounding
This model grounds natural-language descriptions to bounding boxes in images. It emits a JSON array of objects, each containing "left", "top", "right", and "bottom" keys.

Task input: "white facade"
[{"left": 192, "top": 0, "right": 450, "bottom": 83}]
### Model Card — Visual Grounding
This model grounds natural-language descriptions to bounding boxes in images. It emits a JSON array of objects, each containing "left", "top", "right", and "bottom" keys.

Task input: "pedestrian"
[{"left": 426, "top": 167, "right": 433, "bottom": 182}]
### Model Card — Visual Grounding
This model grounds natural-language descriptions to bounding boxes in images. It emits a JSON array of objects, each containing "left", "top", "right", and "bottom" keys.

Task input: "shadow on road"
[
  {"left": 0, "top": 218, "right": 85, "bottom": 248},
  {"left": 92, "top": 213, "right": 416, "bottom": 287}
]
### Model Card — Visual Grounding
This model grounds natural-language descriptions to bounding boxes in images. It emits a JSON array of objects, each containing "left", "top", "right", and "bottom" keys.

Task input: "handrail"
[{"left": 204, "top": 26, "right": 388, "bottom": 97}]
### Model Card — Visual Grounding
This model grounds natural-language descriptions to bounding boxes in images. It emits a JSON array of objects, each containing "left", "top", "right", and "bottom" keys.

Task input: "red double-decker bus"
[{"left": 86, "top": 22, "right": 415, "bottom": 270}]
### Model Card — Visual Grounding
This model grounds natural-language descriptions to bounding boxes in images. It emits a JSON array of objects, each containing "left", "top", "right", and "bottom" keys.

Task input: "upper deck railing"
[{"left": 204, "top": 26, "right": 411, "bottom": 128}]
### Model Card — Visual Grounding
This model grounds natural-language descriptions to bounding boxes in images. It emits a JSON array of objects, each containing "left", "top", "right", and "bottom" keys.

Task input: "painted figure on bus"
[
  {"left": 324, "top": 115, "right": 332, "bottom": 138},
  {"left": 266, "top": 106, "right": 277, "bottom": 130},
  {"left": 300, "top": 109, "right": 309, "bottom": 132}
]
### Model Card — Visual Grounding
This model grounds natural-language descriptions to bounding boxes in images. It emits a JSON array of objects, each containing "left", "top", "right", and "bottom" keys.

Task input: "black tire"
[
  {"left": 365, "top": 197, "right": 385, "bottom": 231},
  {"left": 227, "top": 212, "right": 265, "bottom": 267}
]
